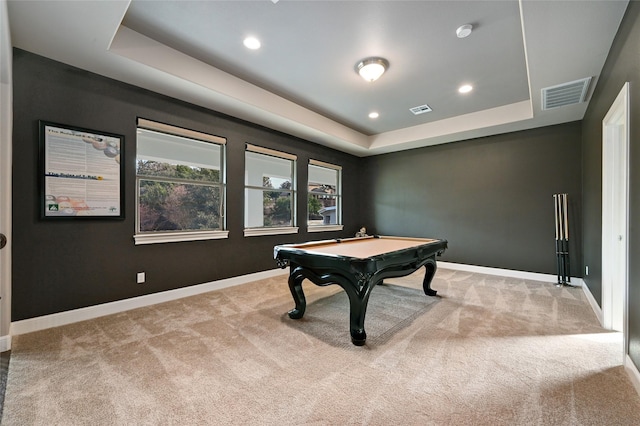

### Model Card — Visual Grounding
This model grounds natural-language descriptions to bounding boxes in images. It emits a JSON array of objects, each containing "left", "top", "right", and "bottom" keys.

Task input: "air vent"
[
  {"left": 409, "top": 104, "right": 432, "bottom": 115},
  {"left": 542, "top": 77, "right": 592, "bottom": 110}
]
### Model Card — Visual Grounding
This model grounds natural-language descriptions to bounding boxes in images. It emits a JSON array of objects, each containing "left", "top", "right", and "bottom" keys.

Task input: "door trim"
[
  {"left": 601, "top": 82, "right": 629, "bottom": 354},
  {"left": 0, "top": 0, "right": 12, "bottom": 351}
]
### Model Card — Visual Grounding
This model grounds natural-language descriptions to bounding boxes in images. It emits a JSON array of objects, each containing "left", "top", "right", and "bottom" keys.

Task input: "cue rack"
[{"left": 553, "top": 193, "right": 573, "bottom": 287}]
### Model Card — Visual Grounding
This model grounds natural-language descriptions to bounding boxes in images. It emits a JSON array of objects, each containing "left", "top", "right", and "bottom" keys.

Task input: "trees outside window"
[
  {"left": 137, "top": 162, "right": 222, "bottom": 231},
  {"left": 135, "top": 121, "right": 226, "bottom": 244}
]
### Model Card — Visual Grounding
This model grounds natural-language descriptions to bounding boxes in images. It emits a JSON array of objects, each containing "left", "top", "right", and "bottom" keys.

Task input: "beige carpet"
[{"left": 3, "top": 268, "right": 640, "bottom": 425}]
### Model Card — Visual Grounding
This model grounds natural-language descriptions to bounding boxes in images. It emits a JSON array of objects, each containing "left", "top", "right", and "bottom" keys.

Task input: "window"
[
  {"left": 134, "top": 119, "right": 227, "bottom": 245},
  {"left": 308, "top": 160, "right": 343, "bottom": 232},
  {"left": 244, "top": 144, "right": 298, "bottom": 237}
]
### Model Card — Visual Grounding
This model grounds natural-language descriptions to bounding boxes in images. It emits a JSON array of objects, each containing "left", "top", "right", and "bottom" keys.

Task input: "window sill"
[
  {"left": 244, "top": 227, "right": 299, "bottom": 237},
  {"left": 307, "top": 225, "right": 344, "bottom": 233},
  {"left": 134, "top": 230, "right": 229, "bottom": 245}
]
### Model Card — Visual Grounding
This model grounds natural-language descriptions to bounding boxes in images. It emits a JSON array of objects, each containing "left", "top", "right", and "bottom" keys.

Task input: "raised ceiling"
[{"left": 6, "top": 0, "right": 629, "bottom": 156}]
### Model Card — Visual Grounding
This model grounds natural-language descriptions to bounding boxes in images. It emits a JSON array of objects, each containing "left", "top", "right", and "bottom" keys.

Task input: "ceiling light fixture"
[
  {"left": 459, "top": 84, "right": 473, "bottom": 94},
  {"left": 243, "top": 36, "right": 261, "bottom": 50},
  {"left": 369, "top": 112, "right": 379, "bottom": 119},
  {"left": 456, "top": 24, "right": 473, "bottom": 38},
  {"left": 356, "top": 57, "right": 389, "bottom": 82}
]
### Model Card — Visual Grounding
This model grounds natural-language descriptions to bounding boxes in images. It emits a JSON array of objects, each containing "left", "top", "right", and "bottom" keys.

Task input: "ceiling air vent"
[
  {"left": 409, "top": 104, "right": 432, "bottom": 115},
  {"left": 541, "top": 77, "right": 592, "bottom": 110}
]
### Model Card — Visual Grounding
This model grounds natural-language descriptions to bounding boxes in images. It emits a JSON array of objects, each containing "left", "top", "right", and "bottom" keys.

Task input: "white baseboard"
[
  {"left": 8, "top": 268, "right": 288, "bottom": 341},
  {"left": 0, "top": 334, "right": 10, "bottom": 352},
  {"left": 579, "top": 278, "right": 603, "bottom": 326},
  {"left": 625, "top": 355, "right": 640, "bottom": 397},
  {"left": 438, "top": 261, "right": 576, "bottom": 284}
]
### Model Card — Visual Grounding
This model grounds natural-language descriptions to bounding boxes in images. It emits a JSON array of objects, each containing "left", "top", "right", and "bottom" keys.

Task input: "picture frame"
[{"left": 39, "top": 121, "right": 125, "bottom": 219}]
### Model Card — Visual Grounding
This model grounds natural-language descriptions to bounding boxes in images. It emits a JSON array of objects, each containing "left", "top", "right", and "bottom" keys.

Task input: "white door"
[
  {"left": 601, "top": 82, "right": 629, "bottom": 338},
  {"left": 0, "top": 0, "right": 11, "bottom": 350}
]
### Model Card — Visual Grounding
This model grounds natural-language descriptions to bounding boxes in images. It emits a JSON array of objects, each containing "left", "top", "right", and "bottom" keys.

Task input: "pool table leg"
[
  {"left": 287, "top": 266, "right": 307, "bottom": 319},
  {"left": 422, "top": 256, "right": 438, "bottom": 296},
  {"left": 286, "top": 265, "right": 371, "bottom": 345},
  {"left": 348, "top": 303, "right": 367, "bottom": 346},
  {"left": 343, "top": 284, "right": 372, "bottom": 346}
]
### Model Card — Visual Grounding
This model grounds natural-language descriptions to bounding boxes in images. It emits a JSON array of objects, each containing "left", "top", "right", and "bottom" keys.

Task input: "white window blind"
[{"left": 137, "top": 129, "right": 221, "bottom": 171}]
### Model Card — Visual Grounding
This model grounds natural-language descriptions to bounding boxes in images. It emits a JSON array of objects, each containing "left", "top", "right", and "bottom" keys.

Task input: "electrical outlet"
[
  {"left": 585, "top": 266, "right": 589, "bottom": 276},
  {"left": 137, "top": 272, "right": 146, "bottom": 284}
]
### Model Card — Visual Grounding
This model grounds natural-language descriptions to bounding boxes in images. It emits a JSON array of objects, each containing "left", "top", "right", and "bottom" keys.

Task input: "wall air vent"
[
  {"left": 541, "top": 77, "right": 592, "bottom": 110},
  {"left": 409, "top": 104, "right": 432, "bottom": 115}
]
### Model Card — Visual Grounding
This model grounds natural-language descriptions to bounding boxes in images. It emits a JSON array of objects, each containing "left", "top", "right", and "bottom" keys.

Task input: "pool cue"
[
  {"left": 562, "top": 193, "right": 571, "bottom": 283},
  {"left": 554, "top": 194, "right": 562, "bottom": 285},
  {"left": 560, "top": 193, "right": 568, "bottom": 284},
  {"left": 553, "top": 193, "right": 574, "bottom": 287},
  {"left": 557, "top": 194, "right": 567, "bottom": 285}
]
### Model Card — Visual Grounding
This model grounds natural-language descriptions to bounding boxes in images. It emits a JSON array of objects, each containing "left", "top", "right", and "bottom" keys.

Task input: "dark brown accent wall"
[
  {"left": 361, "top": 123, "right": 582, "bottom": 275},
  {"left": 12, "top": 49, "right": 362, "bottom": 321},
  {"left": 581, "top": 1, "right": 640, "bottom": 369}
]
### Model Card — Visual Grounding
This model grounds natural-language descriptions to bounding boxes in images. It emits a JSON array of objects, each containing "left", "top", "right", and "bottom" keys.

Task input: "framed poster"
[{"left": 39, "top": 121, "right": 124, "bottom": 219}]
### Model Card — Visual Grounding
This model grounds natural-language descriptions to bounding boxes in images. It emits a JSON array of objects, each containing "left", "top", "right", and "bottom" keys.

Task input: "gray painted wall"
[
  {"left": 11, "top": 49, "right": 362, "bottom": 321},
  {"left": 581, "top": 1, "right": 640, "bottom": 369},
  {"left": 361, "top": 123, "right": 582, "bottom": 275}
]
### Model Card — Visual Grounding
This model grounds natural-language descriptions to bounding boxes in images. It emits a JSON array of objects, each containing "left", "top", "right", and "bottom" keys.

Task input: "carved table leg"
[
  {"left": 422, "top": 256, "right": 438, "bottom": 296},
  {"left": 287, "top": 267, "right": 307, "bottom": 319},
  {"left": 344, "top": 283, "right": 372, "bottom": 346},
  {"left": 349, "top": 314, "right": 367, "bottom": 346}
]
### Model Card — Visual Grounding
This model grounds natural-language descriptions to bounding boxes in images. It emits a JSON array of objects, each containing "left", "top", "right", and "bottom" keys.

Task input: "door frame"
[
  {"left": 0, "top": 0, "right": 12, "bottom": 352},
  {"left": 601, "top": 82, "right": 629, "bottom": 353}
]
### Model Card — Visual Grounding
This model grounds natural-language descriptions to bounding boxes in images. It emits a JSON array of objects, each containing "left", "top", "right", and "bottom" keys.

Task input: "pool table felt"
[{"left": 287, "top": 236, "right": 439, "bottom": 259}]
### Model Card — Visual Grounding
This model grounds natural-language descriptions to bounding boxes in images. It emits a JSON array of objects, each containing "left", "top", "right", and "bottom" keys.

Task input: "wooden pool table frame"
[{"left": 274, "top": 235, "right": 448, "bottom": 345}]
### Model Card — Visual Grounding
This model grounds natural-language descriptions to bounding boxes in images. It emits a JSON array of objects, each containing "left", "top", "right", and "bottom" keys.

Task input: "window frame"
[
  {"left": 307, "top": 159, "right": 343, "bottom": 233},
  {"left": 244, "top": 144, "right": 298, "bottom": 237},
  {"left": 134, "top": 118, "right": 228, "bottom": 245}
]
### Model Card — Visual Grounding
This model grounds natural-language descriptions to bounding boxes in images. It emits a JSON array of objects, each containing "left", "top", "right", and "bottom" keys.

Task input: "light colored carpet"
[{"left": 2, "top": 268, "right": 640, "bottom": 425}]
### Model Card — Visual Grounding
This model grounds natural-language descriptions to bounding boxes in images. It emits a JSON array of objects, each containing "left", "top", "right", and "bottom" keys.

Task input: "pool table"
[{"left": 274, "top": 235, "right": 448, "bottom": 346}]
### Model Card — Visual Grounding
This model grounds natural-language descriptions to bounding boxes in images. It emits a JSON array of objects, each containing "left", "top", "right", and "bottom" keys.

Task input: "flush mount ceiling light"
[
  {"left": 368, "top": 112, "right": 379, "bottom": 119},
  {"left": 458, "top": 84, "right": 473, "bottom": 94},
  {"left": 356, "top": 57, "right": 389, "bottom": 82},
  {"left": 456, "top": 24, "right": 473, "bottom": 38}
]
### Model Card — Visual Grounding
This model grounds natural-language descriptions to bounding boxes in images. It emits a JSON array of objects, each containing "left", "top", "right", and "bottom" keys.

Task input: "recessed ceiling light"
[
  {"left": 243, "top": 37, "right": 261, "bottom": 50},
  {"left": 459, "top": 84, "right": 473, "bottom": 94},
  {"left": 369, "top": 112, "right": 379, "bottom": 119}
]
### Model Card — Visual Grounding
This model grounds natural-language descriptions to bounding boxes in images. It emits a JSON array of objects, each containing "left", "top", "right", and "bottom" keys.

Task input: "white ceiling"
[{"left": 6, "top": 0, "right": 629, "bottom": 156}]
